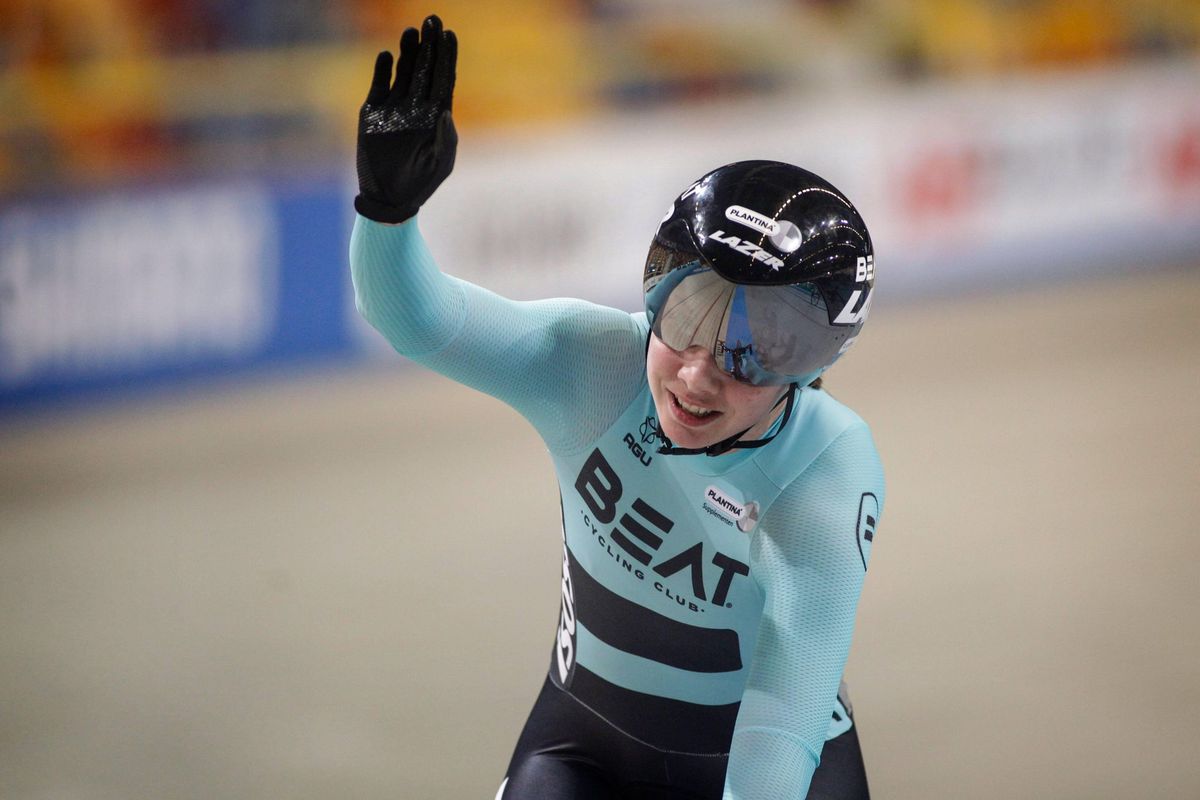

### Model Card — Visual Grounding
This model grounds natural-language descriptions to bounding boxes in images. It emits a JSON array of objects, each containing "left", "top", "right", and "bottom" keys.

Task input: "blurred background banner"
[
  {"left": 0, "top": 176, "right": 354, "bottom": 409},
  {"left": 2, "top": 0, "right": 1198, "bottom": 410}
]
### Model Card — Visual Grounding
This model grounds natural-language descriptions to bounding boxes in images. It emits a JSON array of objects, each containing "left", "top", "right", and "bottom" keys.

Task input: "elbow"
[{"left": 350, "top": 266, "right": 462, "bottom": 357}]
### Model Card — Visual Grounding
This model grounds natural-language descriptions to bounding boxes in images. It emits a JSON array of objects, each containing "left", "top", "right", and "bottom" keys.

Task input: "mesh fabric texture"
[
  {"left": 725, "top": 422, "right": 883, "bottom": 799},
  {"left": 349, "top": 215, "right": 886, "bottom": 800},
  {"left": 351, "top": 217, "right": 645, "bottom": 454}
]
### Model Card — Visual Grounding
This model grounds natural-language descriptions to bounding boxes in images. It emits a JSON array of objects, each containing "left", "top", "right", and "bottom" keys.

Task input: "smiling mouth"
[{"left": 671, "top": 392, "right": 721, "bottom": 425}]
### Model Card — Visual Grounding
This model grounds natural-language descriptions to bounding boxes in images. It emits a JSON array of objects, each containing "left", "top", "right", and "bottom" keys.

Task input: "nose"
[{"left": 677, "top": 347, "right": 723, "bottom": 396}]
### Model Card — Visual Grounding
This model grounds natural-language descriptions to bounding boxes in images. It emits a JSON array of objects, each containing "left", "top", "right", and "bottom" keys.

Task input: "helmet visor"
[{"left": 645, "top": 252, "right": 853, "bottom": 386}]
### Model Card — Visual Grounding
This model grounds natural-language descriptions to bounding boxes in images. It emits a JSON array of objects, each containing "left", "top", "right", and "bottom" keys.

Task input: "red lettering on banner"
[
  {"left": 1160, "top": 120, "right": 1200, "bottom": 198},
  {"left": 900, "top": 146, "right": 980, "bottom": 221}
]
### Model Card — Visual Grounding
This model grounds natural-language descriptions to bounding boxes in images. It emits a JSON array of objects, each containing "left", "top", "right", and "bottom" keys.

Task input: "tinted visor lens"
[{"left": 645, "top": 247, "right": 849, "bottom": 386}]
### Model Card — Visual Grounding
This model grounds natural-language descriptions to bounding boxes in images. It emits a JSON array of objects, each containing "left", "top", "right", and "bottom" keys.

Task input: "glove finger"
[
  {"left": 430, "top": 29, "right": 457, "bottom": 110},
  {"left": 390, "top": 27, "right": 420, "bottom": 103},
  {"left": 366, "top": 51, "right": 393, "bottom": 105},
  {"left": 410, "top": 15, "right": 441, "bottom": 104}
]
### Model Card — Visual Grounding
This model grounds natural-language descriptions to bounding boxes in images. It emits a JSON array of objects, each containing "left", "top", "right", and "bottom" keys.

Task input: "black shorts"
[{"left": 497, "top": 676, "right": 870, "bottom": 800}]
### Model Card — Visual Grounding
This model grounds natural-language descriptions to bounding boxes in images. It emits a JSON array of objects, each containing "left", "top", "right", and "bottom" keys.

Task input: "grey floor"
[{"left": 2, "top": 268, "right": 1198, "bottom": 799}]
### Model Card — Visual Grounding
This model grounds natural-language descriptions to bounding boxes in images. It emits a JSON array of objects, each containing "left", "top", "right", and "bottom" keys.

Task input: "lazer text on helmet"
[{"left": 707, "top": 230, "right": 785, "bottom": 270}]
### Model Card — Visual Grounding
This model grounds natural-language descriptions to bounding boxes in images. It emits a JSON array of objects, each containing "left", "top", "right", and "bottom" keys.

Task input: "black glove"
[{"left": 355, "top": 15, "right": 458, "bottom": 224}]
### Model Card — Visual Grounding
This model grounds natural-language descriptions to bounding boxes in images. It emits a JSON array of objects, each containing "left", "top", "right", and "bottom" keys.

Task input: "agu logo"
[
  {"left": 622, "top": 415, "right": 661, "bottom": 467},
  {"left": 639, "top": 415, "right": 661, "bottom": 445}
]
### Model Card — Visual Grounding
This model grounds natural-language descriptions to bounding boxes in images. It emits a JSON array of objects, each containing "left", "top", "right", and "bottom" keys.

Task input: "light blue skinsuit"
[{"left": 350, "top": 215, "right": 885, "bottom": 800}]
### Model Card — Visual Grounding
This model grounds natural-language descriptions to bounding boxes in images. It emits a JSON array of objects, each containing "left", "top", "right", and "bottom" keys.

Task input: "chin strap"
[{"left": 655, "top": 383, "right": 798, "bottom": 457}]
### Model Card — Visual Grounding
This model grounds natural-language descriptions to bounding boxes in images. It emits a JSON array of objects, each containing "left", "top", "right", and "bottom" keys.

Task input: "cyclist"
[{"left": 351, "top": 16, "right": 884, "bottom": 799}]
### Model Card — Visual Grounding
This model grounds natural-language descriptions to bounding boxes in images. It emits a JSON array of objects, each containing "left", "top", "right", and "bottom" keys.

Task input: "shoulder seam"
[{"left": 753, "top": 416, "right": 868, "bottom": 493}]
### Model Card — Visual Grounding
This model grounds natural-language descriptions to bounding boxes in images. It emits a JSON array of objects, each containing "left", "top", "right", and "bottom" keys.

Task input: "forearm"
[
  {"left": 723, "top": 596, "right": 858, "bottom": 800},
  {"left": 350, "top": 214, "right": 467, "bottom": 356},
  {"left": 349, "top": 212, "right": 645, "bottom": 452},
  {"left": 723, "top": 422, "right": 883, "bottom": 798},
  {"left": 724, "top": 727, "right": 818, "bottom": 800}
]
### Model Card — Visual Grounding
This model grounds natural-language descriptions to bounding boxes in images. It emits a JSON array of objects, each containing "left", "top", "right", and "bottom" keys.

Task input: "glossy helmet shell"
[{"left": 643, "top": 160, "right": 875, "bottom": 385}]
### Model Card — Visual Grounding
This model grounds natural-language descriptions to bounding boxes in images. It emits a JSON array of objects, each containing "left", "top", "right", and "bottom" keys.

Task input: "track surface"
[{"left": 2, "top": 268, "right": 1198, "bottom": 799}]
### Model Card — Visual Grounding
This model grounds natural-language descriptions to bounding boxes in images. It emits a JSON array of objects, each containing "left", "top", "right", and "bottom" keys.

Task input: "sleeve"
[
  {"left": 350, "top": 214, "right": 647, "bottom": 453},
  {"left": 722, "top": 421, "right": 885, "bottom": 800}
]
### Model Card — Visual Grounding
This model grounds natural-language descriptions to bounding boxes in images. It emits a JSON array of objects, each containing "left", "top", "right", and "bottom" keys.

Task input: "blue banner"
[{"left": 0, "top": 174, "right": 360, "bottom": 413}]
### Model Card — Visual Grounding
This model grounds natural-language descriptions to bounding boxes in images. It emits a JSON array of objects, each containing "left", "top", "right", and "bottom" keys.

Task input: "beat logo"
[
  {"left": 555, "top": 529, "right": 577, "bottom": 684},
  {"left": 856, "top": 492, "right": 879, "bottom": 571},
  {"left": 575, "top": 448, "right": 749, "bottom": 609},
  {"left": 833, "top": 255, "right": 875, "bottom": 326}
]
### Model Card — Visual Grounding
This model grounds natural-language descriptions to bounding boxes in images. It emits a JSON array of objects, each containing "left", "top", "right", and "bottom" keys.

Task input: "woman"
[{"left": 351, "top": 16, "right": 884, "bottom": 800}]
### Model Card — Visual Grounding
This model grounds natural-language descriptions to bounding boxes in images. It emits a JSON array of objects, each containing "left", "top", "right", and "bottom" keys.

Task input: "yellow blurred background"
[{"left": 3, "top": 0, "right": 1199, "bottom": 195}]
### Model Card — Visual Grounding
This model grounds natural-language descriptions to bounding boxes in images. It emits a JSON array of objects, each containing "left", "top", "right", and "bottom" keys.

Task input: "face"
[{"left": 646, "top": 334, "right": 789, "bottom": 452}]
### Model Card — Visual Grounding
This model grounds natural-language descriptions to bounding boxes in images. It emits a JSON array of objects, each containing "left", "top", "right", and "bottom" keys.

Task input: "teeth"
[{"left": 679, "top": 399, "right": 714, "bottom": 417}]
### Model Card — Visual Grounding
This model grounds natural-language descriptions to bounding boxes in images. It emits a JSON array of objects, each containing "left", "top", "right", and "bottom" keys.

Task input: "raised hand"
[{"left": 355, "top": 15, "right": 458, "bottom": 223}]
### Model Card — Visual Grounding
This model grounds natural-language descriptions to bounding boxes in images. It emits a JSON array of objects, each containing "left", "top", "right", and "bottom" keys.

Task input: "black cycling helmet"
[{"left": 644, "top": 160, "right": 875, "bottom": 387}]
